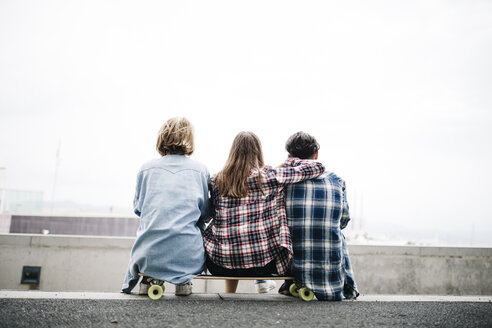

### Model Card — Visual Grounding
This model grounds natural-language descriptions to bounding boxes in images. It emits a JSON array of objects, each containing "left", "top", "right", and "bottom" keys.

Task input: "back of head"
[
  {"left": 216, "top": 131, "right": 264, "bottom": 198},
  {"left": 156, "top": 117, "right": 194, "bottom": 156},
  {"left": 285, "top": 131, "right": 320, "bottom": 159}
]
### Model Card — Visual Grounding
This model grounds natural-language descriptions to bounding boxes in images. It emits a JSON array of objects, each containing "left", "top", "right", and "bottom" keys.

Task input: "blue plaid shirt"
[{"left": 285, "top": 170, "right": 358, "bottom": 301}]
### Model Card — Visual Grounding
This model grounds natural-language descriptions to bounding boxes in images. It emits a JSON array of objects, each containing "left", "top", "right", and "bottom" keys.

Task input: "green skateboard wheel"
[
  {"left": 289, "top": 283, "right": 299, "bottom": 297},
  {"left": 148, "top": 284, "right": 164, "bottom": 300},
  {"left": 299, "top": 287, "right": 315, "bottom": 301}
]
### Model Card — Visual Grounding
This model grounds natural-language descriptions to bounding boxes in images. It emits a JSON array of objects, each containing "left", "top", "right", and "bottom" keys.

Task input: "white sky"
[{"left": 1, "top": 1, "right": 491, "bottom": 245}]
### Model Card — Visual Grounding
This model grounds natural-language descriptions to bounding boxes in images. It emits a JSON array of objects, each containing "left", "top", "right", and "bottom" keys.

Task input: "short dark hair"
[{"left": 285, "top": 131, "right": 320, "bottom": 159}]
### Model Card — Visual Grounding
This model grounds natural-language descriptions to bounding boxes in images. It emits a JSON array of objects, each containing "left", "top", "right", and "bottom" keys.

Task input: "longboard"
[{"left": 137, "top": 273, "right": 314, "bottom": 301}]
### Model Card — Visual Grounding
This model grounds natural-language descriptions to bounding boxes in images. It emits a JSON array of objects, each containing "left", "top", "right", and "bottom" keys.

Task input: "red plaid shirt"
[{"left": 203, "top": 158, "right": 325, "bottom": 275}]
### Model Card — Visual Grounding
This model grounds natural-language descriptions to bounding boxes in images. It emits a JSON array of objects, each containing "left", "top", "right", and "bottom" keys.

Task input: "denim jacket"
[{"left": 122, "top": 155, "right": 210, "bottom": 292}]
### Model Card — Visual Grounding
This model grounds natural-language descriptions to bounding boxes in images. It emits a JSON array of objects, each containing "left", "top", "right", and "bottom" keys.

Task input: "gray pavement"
[{"left": 1, "top": 291, "right": 491, "bottom": 327}]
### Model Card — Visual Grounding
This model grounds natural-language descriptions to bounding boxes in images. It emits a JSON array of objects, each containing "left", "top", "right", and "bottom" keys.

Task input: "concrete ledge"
[
  {"left": 3, "top": 233, "right": 490, "bottom": 256},
  {"left": 218, "top": 293, "right": 298, "bottom": 302},
  {"left": 1, "top": 234, "right": 491, "bottom": 295},
  {"left": 358, "top": 294, "right": 492, "bottom": 302},
  {"left": 0, "top": 233, "right": 134, "bottom": 249},
  {"left": 348, "top": 244, "right": 492, "bottom": 257},
  {"left": 1, "top": 291, "right": 491, "bottom": 302}
]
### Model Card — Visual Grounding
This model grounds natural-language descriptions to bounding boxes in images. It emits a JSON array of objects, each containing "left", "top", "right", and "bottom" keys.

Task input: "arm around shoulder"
[{"left": 274, "top": 157, "right": 325, "bottom": 185}]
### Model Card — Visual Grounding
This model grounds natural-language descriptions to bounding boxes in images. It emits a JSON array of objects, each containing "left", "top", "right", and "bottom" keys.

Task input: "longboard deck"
[
  {"left": 138, "top": 273, "right": 293, "bottom": 281},
  {"left": 195, "top": 275, "right": 293, "bottom": 280}
]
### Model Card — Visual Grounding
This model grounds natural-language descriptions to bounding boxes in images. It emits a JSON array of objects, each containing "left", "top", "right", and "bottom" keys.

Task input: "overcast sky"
[{"left": 1, "top": 0, "right": 491, "bottom": 245}]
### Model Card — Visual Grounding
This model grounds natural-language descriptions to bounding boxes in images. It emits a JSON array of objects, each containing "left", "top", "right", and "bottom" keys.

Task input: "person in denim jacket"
[{"left": 122, "top": 117, "right": 210, "bottom": 296}]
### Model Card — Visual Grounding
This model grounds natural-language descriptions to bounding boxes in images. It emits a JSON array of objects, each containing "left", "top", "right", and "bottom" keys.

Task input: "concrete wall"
[
  {"left": 0, "top": 234, "right": 134, "bottom": 292},
  {"left": 348, "top": 245, "right": 492, "bottom": 295},
  {"left": 1, "top": 234, "right": 491, "bottom": 295}
]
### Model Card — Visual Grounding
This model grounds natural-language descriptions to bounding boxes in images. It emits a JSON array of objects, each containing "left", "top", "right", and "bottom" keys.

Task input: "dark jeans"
[{"left": 205, "top": 256, "right": 278, "bottom": 277}]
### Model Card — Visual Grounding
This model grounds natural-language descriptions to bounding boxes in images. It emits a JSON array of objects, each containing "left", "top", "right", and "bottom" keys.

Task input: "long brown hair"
[{"left": 216, "top": 131, "right": 264, "bottom": 198}]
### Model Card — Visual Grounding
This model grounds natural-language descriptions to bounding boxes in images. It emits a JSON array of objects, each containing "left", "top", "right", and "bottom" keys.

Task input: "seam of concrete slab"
[{"left": 1, "top": 291, "right": 491, "bottom": 302}]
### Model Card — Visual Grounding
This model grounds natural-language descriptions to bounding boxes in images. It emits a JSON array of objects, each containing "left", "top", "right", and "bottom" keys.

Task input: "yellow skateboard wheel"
[
  {"left": 299, "top": 287, "right": 315, "bottom": 301},
  {"left": 148, "top": 284, "right": 164, "bottom": 300},
  {"left": 289, "top": 283, "right": 299, "bottom": 297}
]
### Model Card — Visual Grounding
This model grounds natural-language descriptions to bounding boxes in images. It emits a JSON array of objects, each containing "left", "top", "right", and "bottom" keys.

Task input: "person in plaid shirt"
[
  {"left": 202, "top": 131, "right": 325, "bottom": 293},
  {"left": 280, "top": 131, "right": 359, "bottom": 301}
]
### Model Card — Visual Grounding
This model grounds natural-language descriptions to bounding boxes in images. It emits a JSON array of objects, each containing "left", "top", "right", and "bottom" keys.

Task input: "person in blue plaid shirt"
[{"left": 280, "top": 131, "right": 359, "bottom": 301}]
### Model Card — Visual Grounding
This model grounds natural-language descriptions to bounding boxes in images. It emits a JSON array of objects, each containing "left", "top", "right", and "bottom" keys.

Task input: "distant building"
[
  {"left": 0, "top": 189, "right": 138, "bottom": 237},
  {"left": 0, "top": 214, "right": 139, "bottom": 237}
]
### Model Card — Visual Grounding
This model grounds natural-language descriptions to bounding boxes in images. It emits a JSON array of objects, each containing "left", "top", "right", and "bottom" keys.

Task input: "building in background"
[
  {"left": 0, "top": 214, "right": 138, "bottom": 237},
  {"left": 0, "top": 188, "right": 138, "bottom": 237}
]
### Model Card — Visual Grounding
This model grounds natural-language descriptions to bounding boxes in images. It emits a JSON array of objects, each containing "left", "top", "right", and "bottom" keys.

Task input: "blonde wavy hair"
[{"left": 156, "top": 117, "right": 194, "bottom": 156}]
